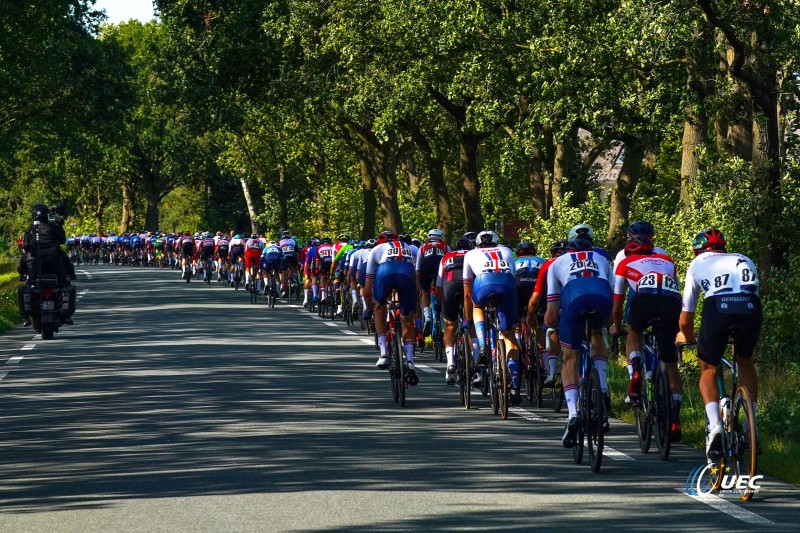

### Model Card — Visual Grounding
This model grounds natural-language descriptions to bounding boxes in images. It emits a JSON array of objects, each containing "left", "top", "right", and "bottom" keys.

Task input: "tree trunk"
[
  {"left": 145, "top": 189, "right": 159, "bottom": 232},
  {"left": 94, "top": 186, "right": 104, "bottom": 236},
  {"left": 680, "top": 111, "right": 706, "bottom": 208},
  {"left": 460, "top": 131, "right": 484, "bottom": 232},
  {"left": 552, "top": 126, "right": 577, "bottom": 209},
  {"left": 372, "top": 145, "right": 403, "bottom": 234},
  {"left": 728, "top": 95, "right": 753, "bottom": 160},
  {"left": 359, "top": 157, "right": 377, "bottom": 239},
  {"left": 120, "top": 179, "right": 135, "bottom": 234},
  {"left": 404, "top": 120, "right": 453, "bottom": 239},
  {"left": 606, "top": 139, "right": 645, "bottom": 253},
  {"left": 277, "top": 163, "right": 288, "bottom": 232},
  {"left": 240, "top": 176, "right": 259, "bottom": 234},
  {"left": 529, "top": 148, "right": 546, "bottom": 219}
]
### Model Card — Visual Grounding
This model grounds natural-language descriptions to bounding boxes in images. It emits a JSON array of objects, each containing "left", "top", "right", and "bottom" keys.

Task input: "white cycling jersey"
[
  {"left": 245, "top": 238, "right": 264, "bottom": 251},
  {"left": 682, "top": 251, "right": 759, "bottom": 312},
  {"left": 462, "top": 245, "right": 516, "bottom": 284},
  {"left": 546, "top": 249, "right": 613, "bottom": 302},
  {"left": 613, "top": 246, "right": 667, "bottom": 266},
  {"left": 365, "top": 240, "right": 415, "bottom": 278}
]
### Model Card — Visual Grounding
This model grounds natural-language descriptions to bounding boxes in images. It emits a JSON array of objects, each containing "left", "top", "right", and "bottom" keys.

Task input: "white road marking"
[
  {"left": 509, "top": 407, "right": 545, "bottom": 422},
  {"left": 0, "top": 371, "right": 8, "bottom": 380},
  {"left": 7, "top": 355, "right": 24, "bottom": 364},
  {"left": 311, "top": 315, "right": 324, "bottom": 320},
  {"left": 79, "top": 290, "right": 89, "bottom": 295},
  {"left": 360, "top": 339, "right": 374, "bottom": 345},
  {"left": 31, "top": 335, "right": 40, "bottom": 341},
  {"left": 77, "top": 270, "right": 93, "bottom": 280},
  {"left": 603, "top": 446, "right": 635, "bottom": 461},
  {"left": 340, "top": 330, "right": 358, "bottom": 336},
  {"left": 675, "top": 489, "right": 773, "bottom": 525},
  {"left": 323, "top": 321, "right": 338, "bottom": 327},
  {"left": 414, "top": 364, "right": 439, "bottom": 374},
  {"left": 289, "top": 304, "right": 299, "bottom": 308},
  {"left": 21, "top": 344, "right": 36, "bottom": 351}
]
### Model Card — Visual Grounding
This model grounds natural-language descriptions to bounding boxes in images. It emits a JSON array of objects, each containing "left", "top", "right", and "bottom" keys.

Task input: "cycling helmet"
[
  {"left": 692, "top": 228, "right": 726, "bottom": 255},
  {"left": 184, "top": 230, "right": 191, "bottom": 235},
  {"left": 321, "top": 237, "right": 332, "bottom": 244},
  {"left": 566, "top": 237, "right": 593, "bottom": 251},
  {"left": 453, "top": 238, "right": 474, "bottom": 251},
  {"left": 194, "top": 232, "right": 201, "bottom": 238},
  {"left": 365, "top": 238, "right": 377, "bottom": 248},
  {"left": 427, "top": 228, "right": 444, "bottom": 242},
  {"left": 516, "top": 241, "right": 538, "bottom": 257},
  {"left": 204, "top": 231, "right": 212, "bottom": 238},
  {"left": 31, "top": 204, "right": 49, "bottom": 221},
  {"left": 215, "top": 231, "right": 222, "bottom": 236},
  {"left": 310, "top": 237, "right": 320, "bottom": 245},
  {"left": 411, "top": 238, "right": 422, "bottom": 248},
  {"left": 624, "top": 235, "right": 655, "bottom": 256},
  {"left": 567, "top": 224, "right": 595, "bottom": 242},
  {"left": 234, "top": 234, "right": 241, "bottom": 239},
  {"left": 628, "top": 220, "right": 655, "bottom": 238},
  {"left": 476, "top": 230, "right": 499, "bottom": 247},
  {"left": 268, "top": 240, "right": 277, "bottom": 245},
  {"left": 282, "top": 230, "right": 291, "bottom": 238},
  {"left": 338, "top": 233, "right": 350, "bottom": 241},
  {"left": 549, "top": 239, "right": 568, "bottom": 256},
  {"left": 401, "top": 234, "right": 412, "bottom": 245},
  {"left": 250, "top": 233, "right": 258, "bottom": 239},
  {"left": 378, "top": 230, "right": 398, "bottom": 243}
]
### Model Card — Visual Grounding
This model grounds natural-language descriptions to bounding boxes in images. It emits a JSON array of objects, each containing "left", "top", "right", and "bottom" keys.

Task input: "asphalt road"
[{"left": 0, "top": 266, "right": 797, "bottom": 532}]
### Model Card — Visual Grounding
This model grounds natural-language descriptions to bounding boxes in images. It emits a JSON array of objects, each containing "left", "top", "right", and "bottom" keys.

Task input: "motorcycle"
[{"left": 18, "top": 274, "right": 76, "bottom": 340}]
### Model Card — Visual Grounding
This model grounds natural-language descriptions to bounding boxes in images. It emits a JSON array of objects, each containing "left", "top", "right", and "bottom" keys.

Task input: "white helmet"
[
  {"left": 568, "top": 224, "right": 595, "bottom": 242},
  {"left": 427, "top": 228, "right": 444, "bottom": 242},
  {"left": 476, "top": 230, "right": 499, "bottom": 247},
  {"left": 269, "top": 240, "right": 277, "bottom": 246}
]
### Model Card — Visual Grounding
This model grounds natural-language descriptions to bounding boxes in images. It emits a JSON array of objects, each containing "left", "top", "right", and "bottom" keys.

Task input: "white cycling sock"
[
  {"left": 628, "top": 350, "right": 643, "bottom": 378},
  {"left": 445, "top": 346, "right": 455, "bottom": 367},
  {"left": 377, "top": 334, "right": 387, "bottom": 356},
  {"left": 471, "top": 338, "right": 480, "bottom": 364},
  {"left": 312, "top": 285, "right": 318, "bottom": 297},
  {"left": 565, "top": 387, "right": 579, "bottom": 419},
  {"left": 404, "top": 342, "right": 414, "bottom": 364},
  {"left": 351, "top": 289, "right": 358, "bottom": 303},
  {"left": 705, "top": 401, "right": 720, "bottom": 427},
  {"left": 548, "top": 355, "right": 558, "bottom": 377},
  {"left": 515, "top": 332, "right": 522, "bottom": 346},
  {"left": 593, "top": 357, "right": 608, "bottom": 393},
  {"left": 304, "top": 288, "right": 309, "bottom": 300},
  {"left": 423, "top": 307, "right": 431, "bottom": 321}
]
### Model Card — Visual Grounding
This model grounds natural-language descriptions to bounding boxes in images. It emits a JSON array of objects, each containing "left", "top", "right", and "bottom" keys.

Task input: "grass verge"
[
  {"left": 0, "top": 258, "right": 21, "bottom": 334},
  {"left": 607, "top": 351, "right": 800, "bottom": 488}
]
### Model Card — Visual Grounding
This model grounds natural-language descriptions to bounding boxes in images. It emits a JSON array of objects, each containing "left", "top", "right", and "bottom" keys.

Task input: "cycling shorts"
[
  {"left": 698, "top": 293, "right": 762, "bottom": 366},
  {"left": 201, "top": 248, "right": 215, "bottom": 260},
  {"left": 261, "top": 255, "right": 283, "bottom": 274},
  {"left": 441, "top": 277, "right": 464, "bottom": 323},
  {"left": 471, "top": 272, "right": 518, "bottom": 332},
  {"left": 230, "top": 250, "right": 243, "bottom": 264},
  {"left": 626, "top": 292, "right": 681, "bottom": 364},
  {"left": 245, "top": 249, "right": 262, "bottom": 271},
  {"left": 558, "top": 277, "right": 612, "bottom": 350},
  {"left": 181, "top": 243, "right": 195, "bottom": 259},
  {"left": 217, "top": 248, "right": 229, "bottom": 260},
  {"left": 516, "top": 278, "right": 536, "bottom": 321},
  {"left": 282, "top": 255, "right": 298, "bottom": 269},
  {"left": 373, "top": 261, "right": 416, "bottom": 316},
  {"left": 319, "top": 260, "right": 333, "bottom": 276},
  {"left": 417, "top": 256, "right": 442, "bottom": 292}
]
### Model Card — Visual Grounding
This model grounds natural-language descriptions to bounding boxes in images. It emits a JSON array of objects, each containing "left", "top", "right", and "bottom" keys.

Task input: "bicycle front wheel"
[
  {"left": 498, "top": 337, "right": 509, "bottom": 420},
  {"left": 587, "top": 368, "right": 604, "bottom": 472},
  {"left": 460, "top": 333, "right": 472, "bottom": 409},
  {"left": 396, "top": 330, "right": 406, "bottom": 407},
  {"left": 654, "top": 362, "right": 673, "bottom": 461},
  {"left": 634, "top": 370, "right": 652, "bottom": 453},
  {"left": 732, "top": 385, "right": 758, "bottom": 501}
]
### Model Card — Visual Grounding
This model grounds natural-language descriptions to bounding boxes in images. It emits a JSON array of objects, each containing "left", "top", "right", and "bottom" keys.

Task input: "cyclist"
[
  {"left": 417, "top": 228, "right": 450, "bottom": 337},
  {"left": 611, "top": 235, "right": 683, "bottom": 440},
  {"left": 677, "top": 228, "right": 761, "bottom": 460},
  {"left": 216, "top": 233, "right": 230, "bottom": 282},
  {"left": 315, "top": 237, "right": 335, "bottom": 304},
  {"left": 228, "top": 234, "right": 245, "bottom": 285},
  {"left": 364, "top": 230, "right": 419, "bottom": 385},
  {"left": 435, "top": 237, "right": 475, "bottom": 384},
  {"left": 528, "top": 240, "right": 567, "bottom": 387},
  {"left": 244, "top": 233, "right": 264, "bottom": 290},
  {"left": 330, "top": 234, "right": 353, "bottom": 315},
  {"left": 568, "top": 224, "right": 611, "bottom": 261},
  {"left": 545, "top": 237, "right": 613, "bottom": 447},
  {"left": 261, "top": 240, "right": 283, "bottom": 295},
  {"left": 463, "top": 230, "right": 522, "bottom": 405},
  {"left": 354, "top": 239, "right": 377, "bottom": 312},
  {"left": 279, "top": 230, "right": 300, "bottom": 297},
  {"left": 199, "top": 232, "right": 216, "bottom": 280},
  {"left": 177, "top": 230, "right": 195, "bottom": 277},
  {"left": 303, "top": 237, "right": 321, "bottom": 306}
]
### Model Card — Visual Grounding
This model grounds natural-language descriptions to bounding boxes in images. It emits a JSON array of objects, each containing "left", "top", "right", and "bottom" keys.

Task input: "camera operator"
[{"left": 22, "top": 204, "right": 68, "bottom": 286}]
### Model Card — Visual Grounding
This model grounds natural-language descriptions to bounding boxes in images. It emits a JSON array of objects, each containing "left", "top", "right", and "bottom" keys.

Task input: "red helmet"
[
  {"left": 377, "top": 230, "right": 397, "bottom": 243},
  {"left": 624, "top": 235, "right": 654, "bottom": 256},
  {"left": 692, "top": 228, "right": 726, "bottom": 256}
]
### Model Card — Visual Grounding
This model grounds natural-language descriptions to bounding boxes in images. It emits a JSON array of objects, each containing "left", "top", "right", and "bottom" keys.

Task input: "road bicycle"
[
  {"left": 386, "top": 291, "right": 408, "bottom": 407},
  {"left": 456, "top": 314, "right": 472, "bottom": 409},
  {"left": 265, "top": 265, "right": 279, "bottom": 308},
  {"left": 520, "top": 318, "right": 541, "bottom": 407},
  {"left": 679, "top": 334, "right": 759, "bottom": 501},
  {"left": 544, "top": 327, "right": 565, "bottom": 412},
  {"left": 630, "top": 319, "right": 674, "bottom": 461},
  {"left": 571, "top": 311, "right": 605, "bottom": 473},
  {"left": 430, "top": 292, "right": 444, "bottom": 363},
  {"left": 484, "top": 298, "right": 509, "bottom": 420}
]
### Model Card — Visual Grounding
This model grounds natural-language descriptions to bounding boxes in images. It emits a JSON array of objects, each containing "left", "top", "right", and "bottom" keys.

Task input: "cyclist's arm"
[
  {"left": 677, "top": 311, "right": 695, "bottom": 344},
  {"left": 677, "top": 260, "right": 698, "bottom": 343},
  {"left": 543, "top": 264, "right": 561, "bottom": 326}
]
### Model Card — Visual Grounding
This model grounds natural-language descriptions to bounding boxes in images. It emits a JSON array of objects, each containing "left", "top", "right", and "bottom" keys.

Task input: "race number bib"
[
  {"left": 638, "top": 272, "right": 679, "bottom": 294},
  {"left": 424, "top": 247, "right": 444, "bottom": 257},
  {"left": 387, "top": 246, "right": 412, "bottom": 260},
  {"left": 482, "top": 259, "right": 511, "bottom": 273},
  {"left": 282, "top": 245, "right": 295, "bottom": 254},
  {"left": 569, "top": 259, "right": 599, "bottom": 276}
]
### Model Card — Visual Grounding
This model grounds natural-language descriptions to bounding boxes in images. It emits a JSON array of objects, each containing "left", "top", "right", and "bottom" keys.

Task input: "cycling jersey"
[
  {"left": 366, "top": 240, "right": 416, "bottom": 315},
  {"left": 682, "top": 251, "right": 761, "bottom": 366},
  {"left": 463, "top": 245, "right": 518, "bottom": 331},
  {"left": 547, "top": 250, "right": 613, "bottom": 349},
  {"left": 416, "top": 241, "right": 450, "bottom": 292},
  {"left": 515, "top": 256, "right": 545, "bottom": 318},
  {"left": 178, "top": 235, "right": 196, "bottom": 258},
  {"left": 315, "top": 243, "right": 335, "bottom": 267},
  {"left": 280, "top": 238, "right": 299, "bottom": 267},
  {"left": 216, "top": 237, "right": 230, "bottom": 255},
  {"left": 613, "top": 254, "right": 680, "bottom": 300},
  {"left": 436, "top": 249, "right": 469, "bottom": 322},
  {"left": 200, "top": 237, "right": 216, "bottom": 259}
]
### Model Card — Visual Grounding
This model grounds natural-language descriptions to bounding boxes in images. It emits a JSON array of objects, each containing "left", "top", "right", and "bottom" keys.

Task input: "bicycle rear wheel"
[
  {"left": 553, "top": 373, "right": 564, "bottom": 412},
  {"left": 732, "top": 385, "right": 758, "bottom": 501},
  {"left": 396, "top": 328, "right": 406, "bottom": 407},
  {"left": 654, "top": 362, "right": 673, "bottom": 461},
  {"left": 587, "top": 368, "right": 604, "bottom": 472},
  {"left": 490, "top": 350, "right": 499, "bottom": 415},
  {"left": 498, "top": 337, "right": 509, "bottom": 420},
  {"left": 390, "top": 335, "right": 400, "bottom": 403},
  {"left": 634, "top": 371, "right": 652, "bottom": 453},
  {"left": 459, "top": 333, "right": 472, "bottom": 409},
  {"left": 573, "top": 388, "right": 585, "bottom": 465}
]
